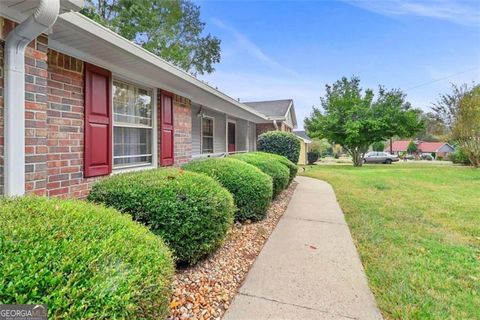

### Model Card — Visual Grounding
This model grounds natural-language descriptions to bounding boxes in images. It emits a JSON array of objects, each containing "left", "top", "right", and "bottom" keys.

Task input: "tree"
[
  {"left": 372, "top": 141, "right": 385, "bottom": 152},
  {"left": 431, "top": 83, "right": 474, "bottom": 130},
  {"left": 407, "top": 140, "right": 417, "bottom": 154},
  {"left": 310, "top": 138, "right": 332, "bottom": 157},
  {"left": 415, "top": 111, "right": 447, "bottom": 142},
  {"left": 81, "top": 0, "right": 221, "bottom": 75},
  {"left": 451, "top": 85, "right": 480, "bottom": 167},
  {"left": 305, "top": 76, "right": 423, "bottom": 166}
]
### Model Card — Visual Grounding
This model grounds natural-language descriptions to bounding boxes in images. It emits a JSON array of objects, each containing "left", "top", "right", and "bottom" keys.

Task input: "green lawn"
[{"left": 301, "top": 163, "right": 480, "bottom": 319}]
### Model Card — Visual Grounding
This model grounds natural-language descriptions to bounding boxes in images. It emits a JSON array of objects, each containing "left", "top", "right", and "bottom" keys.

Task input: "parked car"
[
  {"left": 420, "top": 153, "right": 434, "bottom": 161},
  {"left": 363, "top": 152, "right": 399, "bottom": 164}
]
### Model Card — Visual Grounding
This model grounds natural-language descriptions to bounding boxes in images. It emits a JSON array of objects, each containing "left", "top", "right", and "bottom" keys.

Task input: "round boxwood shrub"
[
  {"left": 183, "top": 157, "right": 273, "bottom": 222},
  {"left": 88, "top": 168, "right": 234, "bottom": 265},
  {"left": 257, "top": 131, "right": 301, "bottom": 163},
  {"left": 0, "top": 196, "right": 174, "bottom": 319},
  {"left": 254, "top": 152, "right": 298, "bottom": 183},
  {"left": 232, "top": 153, "right": 289, "bottom": 198}
]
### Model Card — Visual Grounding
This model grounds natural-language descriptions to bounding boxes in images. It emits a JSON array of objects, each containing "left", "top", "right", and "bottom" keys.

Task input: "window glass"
[
  {"left": 113, "top": 80, "right": 153, "bottom": 168},
  {"left": 202, "top": 117, "right": 214, "bottom": 154}
]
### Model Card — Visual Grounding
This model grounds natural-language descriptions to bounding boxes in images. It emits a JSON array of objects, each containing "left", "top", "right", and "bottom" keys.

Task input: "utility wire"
[{"left": 406, "top": 66, "right": 479, "bottom": 91}]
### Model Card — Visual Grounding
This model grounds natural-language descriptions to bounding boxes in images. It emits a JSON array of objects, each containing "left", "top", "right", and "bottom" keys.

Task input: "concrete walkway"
[{"left": 223, "top": 176, "right": 383, "bottom": 320}]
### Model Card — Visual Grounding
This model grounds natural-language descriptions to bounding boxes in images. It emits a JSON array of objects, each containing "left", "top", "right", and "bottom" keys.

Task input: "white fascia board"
[{"left": 55, "top": 12, "right": 268, "bottom": 122}]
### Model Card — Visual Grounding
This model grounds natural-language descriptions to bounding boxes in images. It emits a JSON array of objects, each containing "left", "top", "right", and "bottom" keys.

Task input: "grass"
[{"left": 301, "top": 163, "right": 480, "bottom": 319}]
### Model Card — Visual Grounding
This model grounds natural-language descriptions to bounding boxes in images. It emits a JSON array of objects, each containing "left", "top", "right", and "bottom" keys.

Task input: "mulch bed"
[{"left": 168, "top": 181, "right": 298, "bottom": 320}]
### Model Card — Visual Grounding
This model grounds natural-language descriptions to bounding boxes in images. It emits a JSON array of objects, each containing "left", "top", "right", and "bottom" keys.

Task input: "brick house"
[
  {"left": 244, "top": 99, "right": 298, "bottom": 136},
  {"left": 386, "top": 140, "right": 455, "bottom": 159},
  {"left": 0, "top": 0, "right": 300, "bottom": 198}
]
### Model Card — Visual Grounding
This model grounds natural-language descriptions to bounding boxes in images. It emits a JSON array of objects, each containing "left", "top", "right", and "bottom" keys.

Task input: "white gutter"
[{"left": 4, "top": 0, "right": 60, "bottom": 196}]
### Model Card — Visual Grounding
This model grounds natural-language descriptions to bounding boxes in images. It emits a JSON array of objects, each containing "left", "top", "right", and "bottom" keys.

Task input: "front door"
[{"left": 228, "top": 122, "right": 236, "bottom": 153}]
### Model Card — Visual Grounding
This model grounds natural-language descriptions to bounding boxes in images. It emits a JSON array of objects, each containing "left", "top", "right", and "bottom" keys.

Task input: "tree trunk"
[{"left": 351, "top": 149, "right": 364, "bottom": 167}]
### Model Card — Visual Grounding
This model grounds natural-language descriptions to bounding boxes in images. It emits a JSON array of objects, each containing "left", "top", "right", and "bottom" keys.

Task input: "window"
[
  {"left": 202, "top": 117, "right": 214, "bottom": 154},
  {"left": 113, "top": 80, "right": 153, "bottom": 168}
]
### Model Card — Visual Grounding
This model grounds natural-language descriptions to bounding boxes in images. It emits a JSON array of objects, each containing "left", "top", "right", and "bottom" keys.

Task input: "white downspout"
[{"left": 4, "top": 0, "right": 60, "bottom": 196}]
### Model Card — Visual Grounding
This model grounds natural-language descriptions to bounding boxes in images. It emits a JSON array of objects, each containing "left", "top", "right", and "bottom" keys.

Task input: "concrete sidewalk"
[{"left": 223, "top": 176, "right": 383, "bottom": 320}]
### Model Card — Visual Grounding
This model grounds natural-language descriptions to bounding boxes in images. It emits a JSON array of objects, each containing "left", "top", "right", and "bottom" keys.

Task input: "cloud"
[
  {"left": 344, "top": 0, "right": 480, "bottom": 26},
  {"left": 211, "top": 18, "right": 297, "bottom": 75}
]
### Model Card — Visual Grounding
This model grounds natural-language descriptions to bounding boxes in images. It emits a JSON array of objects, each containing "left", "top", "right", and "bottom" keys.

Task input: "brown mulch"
[{"left": 168, "top": 181, "right": 298, "bottom": 320}]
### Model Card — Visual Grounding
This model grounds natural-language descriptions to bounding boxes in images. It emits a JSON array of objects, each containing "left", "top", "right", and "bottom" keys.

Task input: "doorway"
[{"left": 228, "top": 122, "right": 236, "bottom": 153}]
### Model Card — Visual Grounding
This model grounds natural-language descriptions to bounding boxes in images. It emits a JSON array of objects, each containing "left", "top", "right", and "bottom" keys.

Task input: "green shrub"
[
  {"left": 183, "top": 158, "right": 273, "bottom": 222},
  {"left": 232, "top": 153, "right": 289, "bottom": 198},
  {"left": 450, "top": 148, "right": 471, "bottom": 165},
  {"left": 257, "top": 131, "right": 301, "bottom": 163},
  {"left": 253, "top": 152, "right": 298, "bottom": 183},
  {"left": 0, "top": 196, "right": 174, "bottom": 319},
  {"left": 88, "top": 168, "right": 234, "bottom": 265},
  {"left": 307, "top": 150, "right": 320, "bottom": 164}
]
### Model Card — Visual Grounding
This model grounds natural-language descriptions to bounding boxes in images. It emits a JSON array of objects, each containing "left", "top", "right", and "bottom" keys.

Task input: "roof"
[
  {"left": 0, "top": 7, "right": 269, "bottom": 124},
  {"left": 417, "top": 142, "right": 451, "bottom": 153},
  {"left": 244, "top": 99, "right": 292, "bottom": 117},
  {"left": 244, "top": 99, "right": 298, "bottom": 128},
  {"left": 293, "top": 131, "right": 312, "bottom": 143},
  {"left": 388, "top": 141, "right": 411, "bottom": 152},
  {"left": 386, "top": 140, "right": 452, "bottom": 153}
]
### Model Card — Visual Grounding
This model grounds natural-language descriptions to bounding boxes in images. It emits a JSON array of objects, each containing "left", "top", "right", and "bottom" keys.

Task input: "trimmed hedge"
[
  {"left": 88, "top": 168, "right": 235, "bottom": 265},
  {"left": 0, "top": 196, "right": 174, "bottom": 319},
  {"left": 257, "top": 131, "right": 301, "bottom": 163},
  {"left": 254, "top": 152, "right": 298, "bottom": 183},
  {"left": 183, "top": 158, "right": 273, "bottom": 222},
  {"left": 232, "top": 153, "right": 289, "bottom": 198}
]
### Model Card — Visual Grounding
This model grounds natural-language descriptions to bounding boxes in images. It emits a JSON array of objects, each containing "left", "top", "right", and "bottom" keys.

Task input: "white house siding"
[{"left": 191, "top": 104, "right": 227, "bottom": 156}]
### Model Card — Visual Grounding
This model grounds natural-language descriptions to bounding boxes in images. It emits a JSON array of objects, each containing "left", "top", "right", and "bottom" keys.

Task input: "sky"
[{"left": 195, "top": 0, "right": 480, "bottom": 129}]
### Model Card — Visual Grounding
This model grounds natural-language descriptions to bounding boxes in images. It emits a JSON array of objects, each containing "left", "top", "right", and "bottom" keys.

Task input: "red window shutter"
[
  {"left": 84, "top": 63, "right": 112, "bottom": 177},
  {"left": 160, "top": 91, "right": 174, "bottom": 166}
]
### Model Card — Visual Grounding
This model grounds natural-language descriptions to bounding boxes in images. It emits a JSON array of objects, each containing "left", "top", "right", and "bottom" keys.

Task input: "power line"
[{"left": 406, "top": 66, "right": 480, "bottom": 91}]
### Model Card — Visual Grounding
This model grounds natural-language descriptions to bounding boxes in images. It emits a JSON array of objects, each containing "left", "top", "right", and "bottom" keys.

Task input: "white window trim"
[
  {"left": 111, "top": 78, "right": 158, "bottom": 172},
  {"left": 201, "top": 115, "right": 215, "bottom": 154}
]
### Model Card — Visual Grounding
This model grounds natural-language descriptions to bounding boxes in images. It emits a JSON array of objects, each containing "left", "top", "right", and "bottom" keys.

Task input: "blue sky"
[{"left": 195, "top": 0, "right": 480, "bottom": 129}]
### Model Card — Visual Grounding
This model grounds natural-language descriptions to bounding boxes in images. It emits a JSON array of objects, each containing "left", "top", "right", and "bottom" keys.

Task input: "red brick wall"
[
  {"left": 24, "top": 35, "right": 49, "bottom": 195},
  {"left": 157, "top": 91, "right": 192, "bottom": 167},
  {"left": 173, "top": 95, "right": 192, "bottom": 166},
  {"left": 256, "top": 123, "right": 275, "bottom": 136},
  {"left": 256, "top": 122, "right": 292, "bottom": 139},
  {"left": 45, "top": 49, "right": 100, "bottom": 198}
]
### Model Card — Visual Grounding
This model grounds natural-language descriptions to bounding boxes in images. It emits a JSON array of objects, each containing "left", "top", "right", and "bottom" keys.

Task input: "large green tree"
[
  {"left": 81, "top": 0, "right": 221, "bottom": 75},
  {"left": 451, "top": 85, "right": 480, "bottom": 167},
  {"left": 305, "top": 77, "right": 423, "bottom": 166}
]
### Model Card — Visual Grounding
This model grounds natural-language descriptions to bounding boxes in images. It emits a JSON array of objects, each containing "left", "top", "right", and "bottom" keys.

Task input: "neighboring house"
[
  {"left": 244, "top": 99, "right": 297, "bottom": 136},
  {"left": 0, "top": 1, "right": 284, "bottom": 198},
  {"left": 293, "top": 131, "right": 312, "bottom": 165},
  {"left": 387, "top": 140, "right": 455, "bottom": 159}
]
